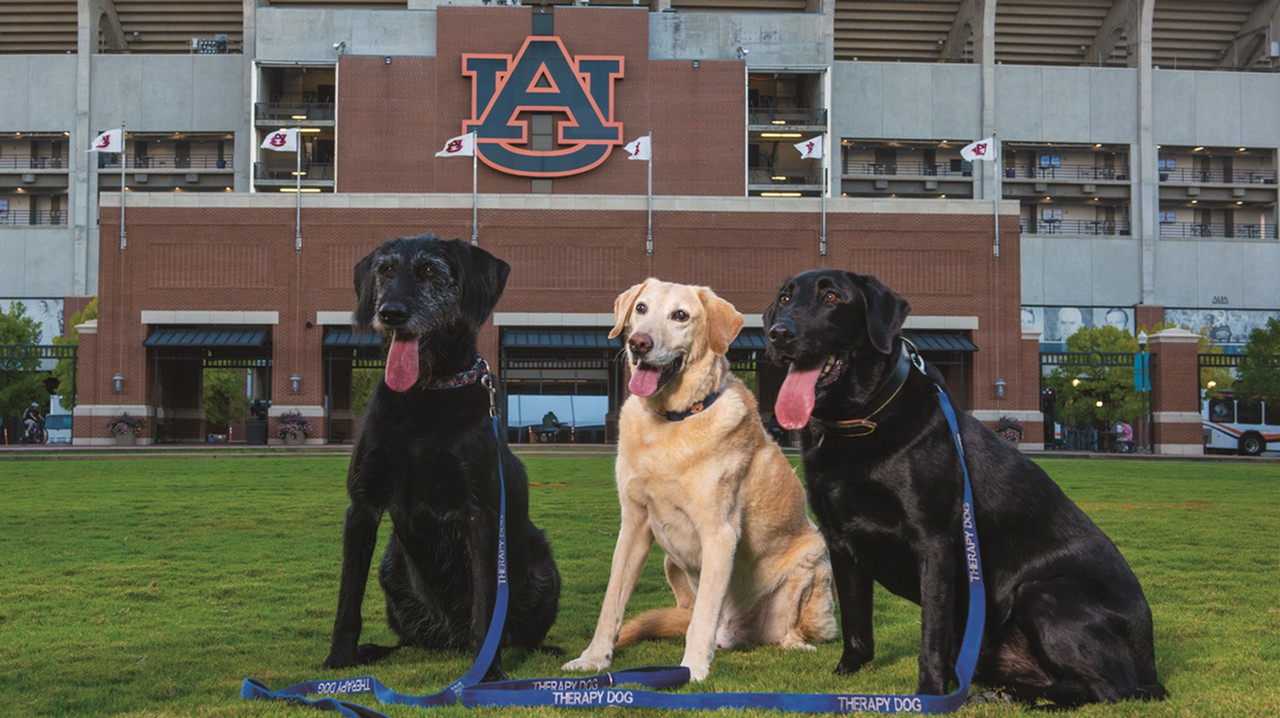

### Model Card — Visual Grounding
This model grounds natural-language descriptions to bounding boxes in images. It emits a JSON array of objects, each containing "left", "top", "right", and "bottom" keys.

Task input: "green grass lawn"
[{"left": 1, "top": 453, "right": 1277, "bottom": 717}]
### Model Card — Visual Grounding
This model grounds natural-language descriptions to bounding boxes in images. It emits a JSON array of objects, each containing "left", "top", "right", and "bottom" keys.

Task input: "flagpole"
[
  {"left": 992, "top": 128, "right": 1000, "bottom": 259},
  {"left": 820, "top": 164, "right": 828, "bottom": 256},
  {"left": 646, "top": 131, "right": 653, "bottom": 256},
  {"left": 471, "top": 132, "right": 478, "bottom": 245},
  {"left": 120, "top": 121, "right": 127, "bottom": 250},
  {"left": 295, "top": 125, "right": 302, "bottom": 252}
]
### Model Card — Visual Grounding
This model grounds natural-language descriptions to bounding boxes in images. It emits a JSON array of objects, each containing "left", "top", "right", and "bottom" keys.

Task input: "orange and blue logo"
[{"left": 462, "top": 36, "right": 624, "bottom": 177}]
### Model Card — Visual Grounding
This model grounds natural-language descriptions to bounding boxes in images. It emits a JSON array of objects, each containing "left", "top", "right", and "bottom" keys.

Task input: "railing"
[
  {"left": 0, "top": 210, "right": 67, "bottom": 226},
  {"left": 1159, "top": 222, "right": 1278, "bottom": 239},
  {"left": 0, "top": 156, "right": 67, "bottom": 170},
  {"left": 748, "top": 167, "right": 823, "bottom": 185},
  {"left": 96, "top": 155, "right": 233, "bottom": 170},
  {"left": 748, "top": 107, "right": 826, "bottom": 126},
  {"left": 841, "top": 160, "right": 974, "bottom": 178},
  {"left": 1020, "top": 219, "right": 1132, "bottom": 236},
  {"left": 255, "top": 102, "right": 336, "bottom": 123},
  {"left": 1007, "top": 164, "right": 1129, "bottom": 181},
  {"left": 254, "top": 162, "right": 335, "bottom": 181},
  {"left": 1157, "top": 167, "right": 1278, "bottom": 184}
]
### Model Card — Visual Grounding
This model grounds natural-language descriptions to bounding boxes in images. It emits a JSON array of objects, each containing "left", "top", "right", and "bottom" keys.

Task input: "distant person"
[{"left": 22, "top": 402, "right": 44, "bottom": 442}]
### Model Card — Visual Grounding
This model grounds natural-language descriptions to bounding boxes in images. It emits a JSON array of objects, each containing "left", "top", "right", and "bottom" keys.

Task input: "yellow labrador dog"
[{"left": 563, "top": 279, "right": 835, "bottom": 681}]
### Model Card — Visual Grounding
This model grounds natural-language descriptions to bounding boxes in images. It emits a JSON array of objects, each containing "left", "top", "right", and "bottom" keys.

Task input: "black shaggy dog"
[
  {"left": 323, "top": 234, "right": 560, "bottom": 681},
  {"left": 764, "top": 269, "right": 1165, "bottom": 708}
]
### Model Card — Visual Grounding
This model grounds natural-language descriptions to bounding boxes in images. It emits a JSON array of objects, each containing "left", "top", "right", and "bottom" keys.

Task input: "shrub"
[
  {"left": 993, "top": 415, "right": 1023, "bottom": 444},
  {"left": 275, "top": 411, "right": 313, "bottom": 440},
  {"left": 107, "top": 413, "right": 145, "bottom": 436}
]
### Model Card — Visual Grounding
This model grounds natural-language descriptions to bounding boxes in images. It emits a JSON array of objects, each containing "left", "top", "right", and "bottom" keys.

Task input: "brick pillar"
[{"left": 1149, "top": 327, "right": 1202, "bottom": 456}]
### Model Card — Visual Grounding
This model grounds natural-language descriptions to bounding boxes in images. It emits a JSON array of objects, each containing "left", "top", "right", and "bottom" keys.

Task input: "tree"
[
  {"left": 203, "top": 368, "right": 251, "bottom": 429},
  {"left": 1043, "top": 325, "right": 1141, "bottom": 428},
  {"left": 50, "top": 297, "right": 97, "bottom": 409},
  {"left": 1235, "top": 317, "right": 1280, "bottom": 402},
  {"left": 0, "top": 301, "right": 48, "bottom": 421}
]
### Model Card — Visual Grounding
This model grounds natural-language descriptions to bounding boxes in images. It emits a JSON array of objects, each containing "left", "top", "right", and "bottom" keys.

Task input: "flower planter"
[
  {"left": 114, "top": 433, "right": 137, "bottom": 446},
  {"left": 284, "top": 434, "right": 306, "bottom": 446}
]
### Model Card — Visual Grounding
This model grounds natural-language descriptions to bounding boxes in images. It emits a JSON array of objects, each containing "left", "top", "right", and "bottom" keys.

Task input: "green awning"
[
  {"left": 143, "top": 326, "right": 269, "bottom": 348},
  {"left": 323, "top": 327, "right": 381, "bottom": 347},
  {"left": 906, "top": 332, "right": 978, "bottom": 352}
]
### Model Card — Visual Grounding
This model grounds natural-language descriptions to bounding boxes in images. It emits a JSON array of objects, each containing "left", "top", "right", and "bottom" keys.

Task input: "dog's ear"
[
  {"left": 851, "top": 272, "right": 911, "bottom": 355},
  {"left": 697, "top": 286, "right": 744, "bottom": 356},
  {"left": 449, "top": 240, "right": 511, "bottom": 327},
  {"left": 352, "top": 250, "right": 378, "bottom": 331},
  {"left": 608, "top": 280, "right": 650, "bottom": 339}
]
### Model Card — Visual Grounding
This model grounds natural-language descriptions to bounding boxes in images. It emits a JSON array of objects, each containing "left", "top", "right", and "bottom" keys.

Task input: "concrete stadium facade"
[{"left": 2, "top": 1, "right": 1275, "bottom": 453}]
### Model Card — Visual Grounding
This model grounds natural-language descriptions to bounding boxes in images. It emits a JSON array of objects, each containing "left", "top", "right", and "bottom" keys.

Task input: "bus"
[{"left": 1202, "top": 393, "right": 1279, "bottom": 456}]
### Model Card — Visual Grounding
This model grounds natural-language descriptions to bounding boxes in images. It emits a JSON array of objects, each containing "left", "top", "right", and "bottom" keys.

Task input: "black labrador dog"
[
  {"left": 323, "top": 234, "right": 560, "bottom": 681},
  {"left": 764, "top": 269, "right": 1165, "bottom": 708}
]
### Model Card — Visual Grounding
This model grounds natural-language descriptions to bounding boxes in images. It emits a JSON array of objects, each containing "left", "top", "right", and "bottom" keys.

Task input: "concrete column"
[
  {"left": 1149, "top": 327, "right": 1202, "bottom": 455},
  {"left": 73, "top": 0, "right": 95, "bottom": 296},
  {"left": 1135, "top": 0, "right": 1157, "bottom": 304}
]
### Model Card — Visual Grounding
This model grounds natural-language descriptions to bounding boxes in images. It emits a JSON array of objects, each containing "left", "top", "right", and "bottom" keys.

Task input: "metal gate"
[{"left": 1039, "top": 350, "right": 1151, "bottom": 452}]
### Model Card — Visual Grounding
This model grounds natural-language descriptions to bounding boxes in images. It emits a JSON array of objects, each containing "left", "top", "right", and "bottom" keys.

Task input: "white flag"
[
  {"left": 435, "top": 132, "right": 475, "bottom": 158},
  {"left": 961, "top": 136, "right": 996, "bottom": 162},
  {"left": 87, "top": 129, "right": 123, "bottom": 153},
  {"left": 794, "top": 135, "right": 823, "bottom": 160},
  {"left": 623, "top": 135, "right": 651, "bottom": 161},
  {"left": 261, "top": 128, "right": 299, "bottom": 152}
]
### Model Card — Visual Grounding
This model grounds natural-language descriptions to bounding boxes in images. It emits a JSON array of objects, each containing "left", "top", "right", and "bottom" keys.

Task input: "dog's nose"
[
  {"left": 628, "top": 332, "right": 653, "bottom": 357},
  {"left": 768, "top": 322, "right": 796, "bottom": 347},
  {"left": 378, "top": 301, "right": 408, "bottom": 325}
]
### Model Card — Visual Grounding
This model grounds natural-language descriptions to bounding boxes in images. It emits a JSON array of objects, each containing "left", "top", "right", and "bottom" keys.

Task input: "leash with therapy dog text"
[{"left": 244, "top": 379, "right": 986, "bottom": 715}]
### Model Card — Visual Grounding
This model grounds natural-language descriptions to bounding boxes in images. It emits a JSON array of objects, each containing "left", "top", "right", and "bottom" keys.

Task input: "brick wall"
[{"left": 77, "top": 202, "right": 1026, "bottom": 443}]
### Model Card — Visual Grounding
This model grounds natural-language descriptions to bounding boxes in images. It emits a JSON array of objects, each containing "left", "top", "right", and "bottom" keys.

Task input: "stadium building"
[{"left": 2, "top": 0, "right": 1277, "bottom": 452}]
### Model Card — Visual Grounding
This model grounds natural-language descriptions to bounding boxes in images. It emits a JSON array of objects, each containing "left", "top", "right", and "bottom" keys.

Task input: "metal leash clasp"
[{"left": 481, "top": 373, "right": 497, "bottom": 418}]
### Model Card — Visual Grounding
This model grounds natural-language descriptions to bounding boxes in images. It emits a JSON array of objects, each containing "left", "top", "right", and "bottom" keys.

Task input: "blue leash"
[{"left": 244, "top": 384, "right": 986, "bottom": 715}]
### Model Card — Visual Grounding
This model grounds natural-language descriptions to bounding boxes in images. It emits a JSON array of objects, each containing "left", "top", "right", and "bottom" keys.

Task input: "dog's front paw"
[
  {"left": 562, "top": 652, "right": 611, "bottom": 673},
  {"left": 833, "top": 648, "right": 873, "bottom": 676},
  {"left": 682, "top": 660, "right": 710, "bottom": 682},
  {"left": 322, "top": 650, "right": 358, "bottom": 670}
]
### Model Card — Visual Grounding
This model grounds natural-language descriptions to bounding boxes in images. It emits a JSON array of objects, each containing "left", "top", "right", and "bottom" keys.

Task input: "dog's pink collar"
[{"left": 425, "top": 357, "right": 489, "bottom": 391}]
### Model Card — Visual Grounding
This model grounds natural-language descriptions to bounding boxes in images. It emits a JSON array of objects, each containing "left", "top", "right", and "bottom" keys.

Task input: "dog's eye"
[
  {"left": 635, "top": 302, "right": 647, "bottom": 315},
  {"left": 672, "top": 309, "right": 689, "bottom": 322},
  {"left": 778, "top": 293, "right": 791, "bottom": 306},
  {"left": 823, "top": 291, "right": 840, "bottom": 304},
  {"left": 376, "top": 260, "right": 397, "bottom": 276},
  {"left": 415, "top": 261, "right": 435, "bottom": 278}
]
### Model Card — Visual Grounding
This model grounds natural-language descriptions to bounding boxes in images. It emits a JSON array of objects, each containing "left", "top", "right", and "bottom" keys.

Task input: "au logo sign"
[{"left": 462, "top": 36, "right": 624, "bottom": 177}]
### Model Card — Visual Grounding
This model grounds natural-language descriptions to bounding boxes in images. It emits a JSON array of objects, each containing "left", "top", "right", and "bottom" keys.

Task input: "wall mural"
[
  {"left": 1, "top": 297, "right": 64, "bottom": 370},
  {"left": 1023, "top": 305, "right": 1279, "bottom": 353}
]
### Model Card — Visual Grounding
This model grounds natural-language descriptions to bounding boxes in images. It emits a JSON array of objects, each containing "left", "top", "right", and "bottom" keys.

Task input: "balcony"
[
  {"left": 1007, "top": 163, "right": 1129, "bottom": 181},
  {"left": 0, "top": 210, "right": 66, "bottom": 227},
  {"left": 748, "top": 107, "right": 826, "bottom": 128},
  {"left": 255, "top": 102, "right": 336, "bottom": 124},
  {"left": 1157, "top": 167, "right": 1277, "bottom": 185},
  {"left": 97, "top": 155, "right": 233, "bottom": 171},
  {"left": 253, "top": 162, "right": 335, "bottom": 191},
  {"left": 749, "top": 167, "right": 822, "bottom": 185},
  {"left": 1020, "top": 218, "right": 1131, "bottom": 236},
  {"left": 0, "top": 155, "right": 67, "bottom": 170},
  {"left": 1159, "top": 222, "right": 1278, "bottom": 239},
  {"left": 842, "top": 160, "right": 973, "bottom": 178}
]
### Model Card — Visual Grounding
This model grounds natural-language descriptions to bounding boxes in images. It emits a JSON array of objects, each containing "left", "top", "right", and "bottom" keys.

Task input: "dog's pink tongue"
[
  {"left": 776, "top": 363, "right": 823, "bottom": 430},
  {"left": 384, "top": 336, "right": 420, "bottom": 393},
  {"left": 628, "top": 365, "right": 662, "bottom": 397}
]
